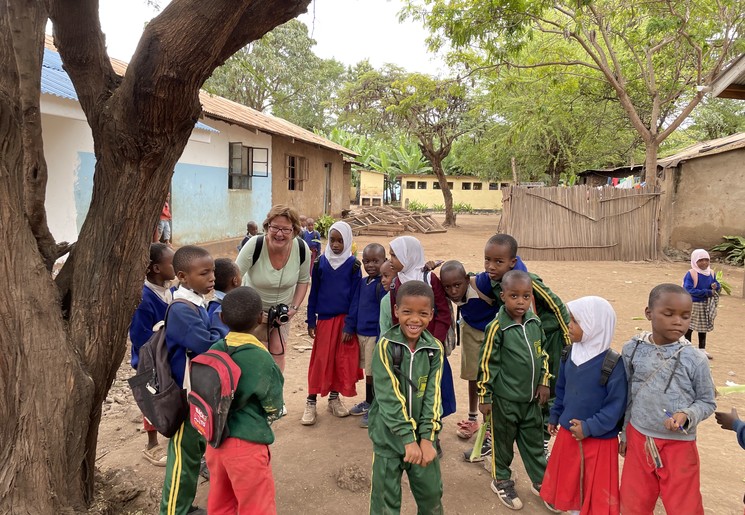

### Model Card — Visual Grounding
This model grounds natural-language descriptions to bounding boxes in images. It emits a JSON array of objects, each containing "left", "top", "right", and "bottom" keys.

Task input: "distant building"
[
  {"left": 398, "top": 174, "right": 508, "bottom": 211},
  {"left": 354, "top": 170, "right": 386, "bottom": 206},
  {"left": 41, "top": 37, "right": 355, "bottom": 246}
]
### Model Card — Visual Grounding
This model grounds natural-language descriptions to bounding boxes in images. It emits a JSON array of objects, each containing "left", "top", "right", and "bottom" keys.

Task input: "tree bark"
[
  {"left": 432, "top": 157, "right": 456, "bottom": 227},
  {"left": 644, "top": 140, "right": 659, "bottom": 185},
  {"left": 0, "top": 1, "right": 310, "bottom": 513}
]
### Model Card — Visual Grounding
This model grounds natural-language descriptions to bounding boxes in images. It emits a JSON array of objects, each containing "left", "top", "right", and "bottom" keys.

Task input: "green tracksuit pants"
[
  {"left": 490, "top": 396, "right": 547, "bottom": 485},
  {"left": 369, "top": 452, "right": 443, "bottom": 515},
  {"left": 160, "top": 422, "right": 206, "bottom": 515}
]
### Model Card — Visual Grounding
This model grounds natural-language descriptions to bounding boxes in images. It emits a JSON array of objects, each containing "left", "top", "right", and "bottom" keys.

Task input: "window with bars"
[
  {"left": 228, "top": 142, "right": 268, "bottom": 190},
  {"left": 286, "top": 155, "right": 308, "bottom": 191},
  {"left": 462, "top": 182, "right": 472, "bottom": 190},
  {"left": 473, "top": 182, "right": 483, "bottom": 190}
]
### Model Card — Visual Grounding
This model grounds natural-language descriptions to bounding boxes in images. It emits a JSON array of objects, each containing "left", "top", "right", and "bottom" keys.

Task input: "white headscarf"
[
  {"left": 566, "top": 296, "right": 616, "bottom": 366},
  {"left": 389, "top": 236, "right": 427, "bottom": 284},
  {"left": 324, "top": 221, "right": 353, "bottom": 270},
  {"left": 691, "top": 249, "right": 711, "bottom": 276}
]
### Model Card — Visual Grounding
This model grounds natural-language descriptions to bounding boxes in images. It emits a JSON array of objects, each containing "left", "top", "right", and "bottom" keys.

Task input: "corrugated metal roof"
[
  {"left": 657, "top": 132, "right": 745, "bottom": 168},
  {"left": 709, "top": 53, "right": 745, "bottom": 100},
  {"left": 41, "top": 47, "right": 218, "bottom": 133},
  {"left": 43, "top": 35, "right": 355, "bottom": 155}
]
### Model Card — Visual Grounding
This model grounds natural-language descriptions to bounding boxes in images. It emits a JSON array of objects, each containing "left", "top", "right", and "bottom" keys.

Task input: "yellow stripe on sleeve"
[
  {"left": 429, "top": 341, "right": 444, "bottom": 440},
  {"left": 533, "top": 282, "right": 571, "bottom": 345},
  {"left": 477, "top": 320, "right": 499, "bottom": 400}
]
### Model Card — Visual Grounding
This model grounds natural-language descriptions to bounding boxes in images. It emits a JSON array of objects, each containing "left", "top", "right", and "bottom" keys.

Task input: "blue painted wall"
[
  {"left": 172, "top": 163, "right": 272, "bottom": 245},
  {"left": 74, "top": 152, "right": 96, "bottom": 232},
  {"left": 72, "top": 153, "right": 271, "bottom": 245}
]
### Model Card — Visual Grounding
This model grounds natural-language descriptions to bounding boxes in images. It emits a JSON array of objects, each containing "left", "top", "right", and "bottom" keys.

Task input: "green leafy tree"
[
  {"left": 406, "top": 0, "right": 744, "bottom": 183},
  {"left": 204, "top": 19, "right": 344, "bottom": 131},
  {"left": 688, "top": 98, "right": 745, "bottom": 140},
  {"left": 338, "top": 68, "right": 475, "bottom": 225}
]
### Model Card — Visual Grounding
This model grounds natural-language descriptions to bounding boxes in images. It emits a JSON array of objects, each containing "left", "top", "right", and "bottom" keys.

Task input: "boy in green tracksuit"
[
  {"left": 478, "top": 270, "right": 557, "bottom": 512},
  {"left": 488, "top": 234, "right": 571, "bottom": 451},
  {"left": 368, "top": 280, "right": 444, "bottom": 515}
]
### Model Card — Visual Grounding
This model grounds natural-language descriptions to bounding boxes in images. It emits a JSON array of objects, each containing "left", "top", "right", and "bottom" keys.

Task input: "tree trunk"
[
  {"left": 644, "top": 140, "right": 659, "bottom": 185},
  {"left": 0, "top": 1, "right": 310, "bottom": 513},
  {"left": 431, "top": 158, "right": 456, "bottom": 227}
]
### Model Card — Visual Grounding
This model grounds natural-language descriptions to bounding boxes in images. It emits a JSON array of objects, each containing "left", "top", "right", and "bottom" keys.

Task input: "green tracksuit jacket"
[
  {"left": 477, "top": 306, "right": 551, "bottom": 404},
  {"left": 368, "top": 325, "right": 444, "bottom": 457}
]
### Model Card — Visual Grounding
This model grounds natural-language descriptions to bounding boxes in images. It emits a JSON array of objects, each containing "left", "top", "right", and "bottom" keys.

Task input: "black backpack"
[
  {"left": 390, "top": 342, "right": 436, "bottom": 392},
  {"left": 128, "top": 299, "right": 196, "bottom": 437}
]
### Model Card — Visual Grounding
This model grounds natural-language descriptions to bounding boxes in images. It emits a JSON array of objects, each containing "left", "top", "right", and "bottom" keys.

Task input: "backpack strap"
[
  {"left": 600, "top": 349, "right": 621, "bottom": 386},
  {"left": 469, "top": 276, "right": 494, "bottom": 305},
  {"left": 251, "top": 234, "right": 306, "bottom": 267},
  {"left": 561, "top": 345, "right": 571, "bottom": 363},
  {"left": 390, "top": 342, "right": 437, "bottom": 392},
  {"left": 352, "top": 259, "right": 361, "bottom": 275},
  {"left": 688, "top": 269, "right": 698, "bottom": 288}
]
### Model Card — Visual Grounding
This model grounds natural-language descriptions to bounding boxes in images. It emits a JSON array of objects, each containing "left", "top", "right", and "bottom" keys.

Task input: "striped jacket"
[
  {"left": 368, "top": 326, "right": 443, "bottom": 458},
  {"left": 477, "top": 306, "right": 551, "bottom": 404}
]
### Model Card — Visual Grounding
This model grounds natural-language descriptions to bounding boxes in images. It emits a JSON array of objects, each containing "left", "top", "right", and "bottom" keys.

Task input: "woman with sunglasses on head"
[{"left": 236, "top": 204, "right": 311, "bottom": 376}]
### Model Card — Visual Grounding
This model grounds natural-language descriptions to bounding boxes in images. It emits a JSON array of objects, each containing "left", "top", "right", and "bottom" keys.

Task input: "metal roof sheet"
[
  {"left": 41, "top": 47, "right": 218, "bottom": 133},
  {"left": 657, "top": 132, "right": 745, "bottom": 168},
  {"left": 43, "top": 35, "right": 355, "bottom": 155}
]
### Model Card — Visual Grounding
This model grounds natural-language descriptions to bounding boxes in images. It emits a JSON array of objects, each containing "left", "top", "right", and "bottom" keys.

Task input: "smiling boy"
[{"left": 368, "top": 280, "right": 444, "bottom": 514}]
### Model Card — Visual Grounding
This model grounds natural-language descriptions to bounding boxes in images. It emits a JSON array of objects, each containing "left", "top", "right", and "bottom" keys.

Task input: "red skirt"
[
  {"left": 307, "top": 314, "right": 363, "bottom": 397},
  {"left": 541, "top": 427, "right": 620, "bottom": 515}
]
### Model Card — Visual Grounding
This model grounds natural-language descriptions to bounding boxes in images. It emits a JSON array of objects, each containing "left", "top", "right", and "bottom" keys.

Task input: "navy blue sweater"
[
  {"left": 306, "top": 255, "right": 361, "bottom": 329},
  {"left": 166, "top": 301, "right": 229, "bottom": 388},
  {"left": 345, "top": 275, "right": 386, "bottom": 337},
  {"left": 207, "top": 294, "right": 229, "bottom": 334},
  {"left": 683, "top": 271, "right": 720, "bottom": 303},
  {"left": 549, "top": 350, "right": 628, "bottom": 439},
  {"left": 129, "top": 285, "right": 169, "bottom": 370},
  {"left": 460, "top": 272, "right": 499, "bottom": 332}
]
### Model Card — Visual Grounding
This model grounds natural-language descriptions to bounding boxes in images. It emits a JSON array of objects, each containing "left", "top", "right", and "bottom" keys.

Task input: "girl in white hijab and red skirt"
[
  {"left": 683, "top": 249, "right": 720, "bottom": 359},
  {"left": 540, "top": 296, "right": 628, "bottom": 515}
]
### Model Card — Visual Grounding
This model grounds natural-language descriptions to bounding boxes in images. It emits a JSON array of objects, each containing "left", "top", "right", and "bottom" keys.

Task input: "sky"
[{"left": 93, "top": 0, "right": 445, "bottom": 75}]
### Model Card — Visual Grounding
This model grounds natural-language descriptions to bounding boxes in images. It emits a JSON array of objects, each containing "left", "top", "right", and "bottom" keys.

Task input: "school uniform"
[
  {"left": 477, "top": 306, "right": 551, "bottom": 485},
  {"left": 204, "top": 332, "right": 284, "bottom": 515},
  {"left": 345, "top": 274, "right": 386, "bottom": 376},
  {"left": 160, "top": 287, "right": 229, "bottom": 515},
  {"left": 129, "top": 281, "right": 172, "bottom": 369},
  {"left": 368, "top": 326, "right": 444, "bottom": 515},
  {"left": 306, "top": 254, "right": 363, "bottom": 397},
  {"left": 302, "top": 229, "right": 321, "bottom": 273},
  {"left": 619, "top": 332, "right": 716, "bottom": 515},
  {"left": 683, "top": 270, "right": 720, "bottom": 332},
  {"left": 207, "top": 290, "right": 228, "bottom": 334},
  {"left": 541, "top": 352, "right": 627, "bottom": 514},
  {"left": 455, "top": 272, "right": 498, "bottom": 381}
]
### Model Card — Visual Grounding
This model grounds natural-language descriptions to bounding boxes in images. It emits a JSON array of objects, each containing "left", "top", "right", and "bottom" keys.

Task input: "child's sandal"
[{"left": 142, "top": 444, "right": 168, "bottom": 467}]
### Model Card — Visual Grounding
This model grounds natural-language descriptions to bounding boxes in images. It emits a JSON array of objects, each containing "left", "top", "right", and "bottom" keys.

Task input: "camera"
[{"left": 267, "top": 303, "right": 290, "bottom": 328}]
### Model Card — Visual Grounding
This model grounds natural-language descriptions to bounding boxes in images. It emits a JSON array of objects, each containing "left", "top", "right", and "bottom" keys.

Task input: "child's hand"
[
  {"left": 479, "top": 403, "right": 492, "bottom": 418},
  {"left": 342, "top": 331, "right": 354, "bottom": 342},
  {"left": 715, "top": 407, "right": 739, "bottom": 431},
  {"left": 569, "top": 419, "right": 586, "bottom": 441},
  {"left": 618, "top": 440, "right": 627, "bottom": 457},
  {"left": 535, "top": 385, "right": 550, "bottom": 405},
  {"left": 419, "top": 439, "right": 437, "bottom": 466},
  {"left": 403, "top": 442, "right": 423, "bottom": 465},
  {"left": 664, "top": 411, "right": 688, "bottom": 433},
  {"left": 308, "top": 327, "right": 316, "bottom": 338},
  {"left": 422, "top": 260, "right": 443, "bottom": 271},
  {"left": 547, "top": 423, "right": 558, "bottom": 436}
]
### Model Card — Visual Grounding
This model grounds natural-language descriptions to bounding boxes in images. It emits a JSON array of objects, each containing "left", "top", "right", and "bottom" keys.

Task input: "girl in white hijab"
[
  {"left": 302, "top": 220, "right": 363, "bottom": 426},
  {"left": 540, "top": 296, "right": 627, "bottom": 515},
  {"left": 389, "top": 235, "right": 429, "bottom": 284},
  {"left": 683, "top": 248, "right": 720, "bottom": 359}
]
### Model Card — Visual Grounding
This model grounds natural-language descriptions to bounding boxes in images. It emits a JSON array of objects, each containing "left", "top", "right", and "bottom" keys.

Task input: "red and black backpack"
[{"left": 188, "top": 344, "right": 249, "bottom": 448}]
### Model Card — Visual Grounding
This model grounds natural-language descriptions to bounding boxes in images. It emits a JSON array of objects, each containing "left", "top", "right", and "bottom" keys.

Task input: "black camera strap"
[{"left": 267, "top": 262, "right": 287, "bottom": 356}]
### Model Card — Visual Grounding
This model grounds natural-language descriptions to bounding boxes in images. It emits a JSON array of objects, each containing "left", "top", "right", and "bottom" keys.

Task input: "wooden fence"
[{"left": 499, "top": 185, "right": 662, "bottom": 261}]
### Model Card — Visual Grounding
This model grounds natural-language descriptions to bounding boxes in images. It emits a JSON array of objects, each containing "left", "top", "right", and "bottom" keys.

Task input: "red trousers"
[
  {"left": 620, "top": 423, "right": 703, "bottom": 515},
  {"left": 205, "top": 438, "right": 276, "bottom": 515},
  {"left": 143, "top": 416, "right": 155, "bottom": 432}
]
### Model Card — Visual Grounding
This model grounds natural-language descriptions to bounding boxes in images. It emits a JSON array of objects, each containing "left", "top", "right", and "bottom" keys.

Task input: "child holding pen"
[{"left": 619, "top": 284, "right": 716, "bottom": 515}]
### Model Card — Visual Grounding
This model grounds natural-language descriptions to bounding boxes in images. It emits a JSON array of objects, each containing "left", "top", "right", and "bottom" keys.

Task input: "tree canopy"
[{"left": 405, "top": 0, "right": 745, "bottom": 182}]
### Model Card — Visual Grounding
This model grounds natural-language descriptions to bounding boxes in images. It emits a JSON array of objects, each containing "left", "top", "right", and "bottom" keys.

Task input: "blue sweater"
[
  {"left": 345, "top": 275, "right": 386, "bottom": 337},
  {"left": 306, "top": 255, "right": 361, "bottom": 329},
  {"left": 460, "top": 272, "right": 499, "bottom": 332},
  {"left": 303, "top": 230, "right": 321, "bottom": 255},
  {"left": 683, "top": 271, "right": 720, "bottom": 303},
  {"left": 207, "top": 295, "right": 229, "bottom": 334},
  {"left": 549, "top": 350, "right": 628, "bottom": 439},
  {"left": 733, "top": 419, "right": 745, "bottom": 449},
  {"left": 166, "top": 301, "right": 229, "bottom": 388},
  {"left": 129, "top": 285, "right": 169, "bottom": 370}
]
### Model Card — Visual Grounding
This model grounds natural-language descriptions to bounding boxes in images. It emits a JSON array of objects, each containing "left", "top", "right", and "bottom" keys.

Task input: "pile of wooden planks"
[{"left": 343, "top": 206, "right": 447, "bottom": 236}]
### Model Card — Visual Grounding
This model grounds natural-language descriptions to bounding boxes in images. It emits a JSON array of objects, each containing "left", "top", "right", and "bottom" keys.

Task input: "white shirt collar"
[{"left": 173, "top": 285, "right": 206, "bottom": 308}]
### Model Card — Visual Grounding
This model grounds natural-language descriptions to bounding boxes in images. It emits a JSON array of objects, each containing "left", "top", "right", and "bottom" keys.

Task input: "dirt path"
[{"left": 96, "top": 214, "right": 745, "bottom": 514}]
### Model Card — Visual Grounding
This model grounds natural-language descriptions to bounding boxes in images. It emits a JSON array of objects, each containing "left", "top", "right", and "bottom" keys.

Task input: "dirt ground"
[{"left": 95, "top": 213, "right": 745, "bottom": 514}]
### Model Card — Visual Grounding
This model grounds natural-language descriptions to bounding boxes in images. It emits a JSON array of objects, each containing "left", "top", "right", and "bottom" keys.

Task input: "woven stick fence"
[{"left": 499, "top": 185, "right": 662, "bottom": 261}]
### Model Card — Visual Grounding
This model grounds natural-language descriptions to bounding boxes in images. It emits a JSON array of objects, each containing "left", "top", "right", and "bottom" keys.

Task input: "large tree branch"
[{"left": 657, "top": 91, "right": 705, "bottom": 142}]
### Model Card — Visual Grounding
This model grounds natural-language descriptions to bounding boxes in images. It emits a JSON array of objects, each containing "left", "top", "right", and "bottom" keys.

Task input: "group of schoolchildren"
[{"left": 129, "top": 210, "right": 725, "bottom": 515}]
